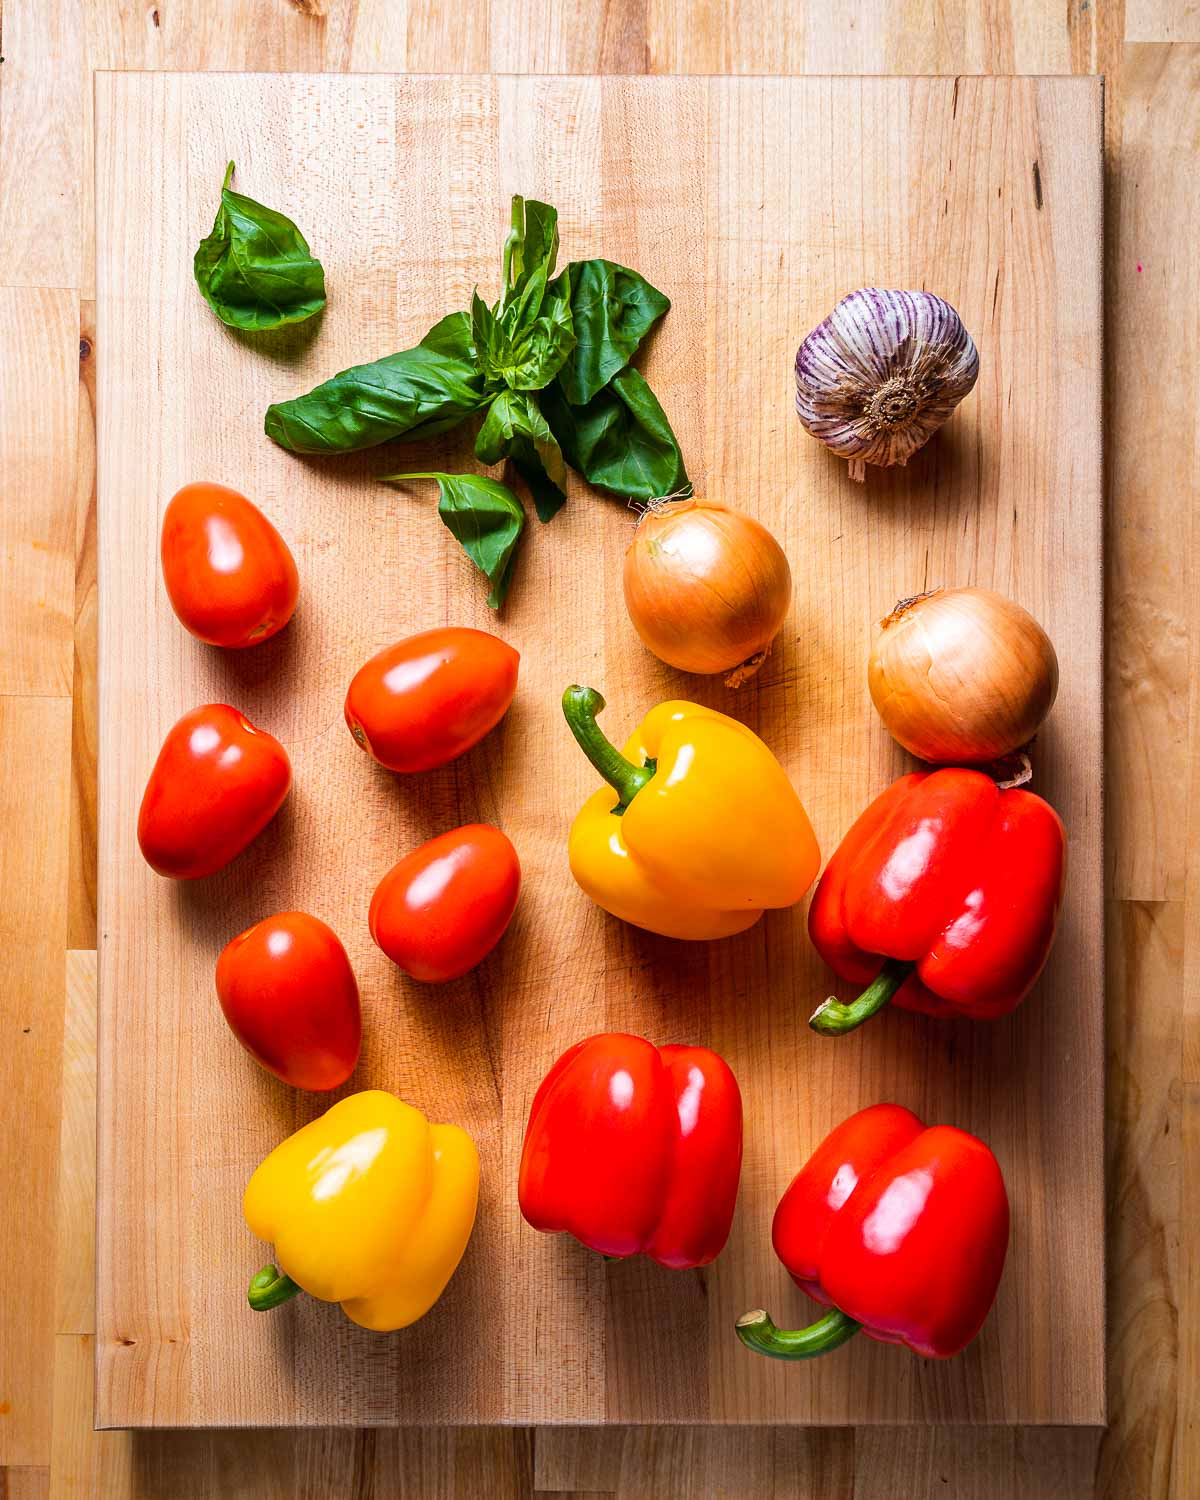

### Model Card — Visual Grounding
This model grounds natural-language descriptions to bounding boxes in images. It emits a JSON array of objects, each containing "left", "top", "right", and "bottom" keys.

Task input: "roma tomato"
[
  {"left": 345, "top": 628, "right": 519, "bottom": 773},
  {"left": 369, "top": 824, "right": 521, "bottom": 983},
  {"left": 216, "top": 912, "right": 361, "bottom": 1091},
  {"left": 137, "top": 704, "right": 291, "bottom": 879},
  {"left": 161, "top": 481, "right": 299, "bottom": 648}
]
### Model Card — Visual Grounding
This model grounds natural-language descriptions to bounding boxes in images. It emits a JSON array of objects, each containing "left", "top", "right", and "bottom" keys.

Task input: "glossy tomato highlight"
[
  {"left": 345, "top": 628, "right": 518, "bottom": 773},
  {"left": 161, "top": 481, "right": 299, "bottom": 648},
  {"left": 137, "top": 704, "right": 291, "bottom": 879},
  {"left": 369, "top": 824, "right": 521, "bottom": 982},
  {"left": 216, "top": 911, "right": 361, "bottom": 1090}
]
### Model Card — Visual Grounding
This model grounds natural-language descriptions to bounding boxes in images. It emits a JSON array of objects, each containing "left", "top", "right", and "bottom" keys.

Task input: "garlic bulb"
[{"left": 795, "top": 289, "right": 979, "bottom": 481}]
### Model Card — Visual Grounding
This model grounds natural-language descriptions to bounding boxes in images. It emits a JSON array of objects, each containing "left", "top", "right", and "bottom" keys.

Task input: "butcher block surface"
[{"left": 94, "top": 71, "right": 1103, "bottom": 1427}]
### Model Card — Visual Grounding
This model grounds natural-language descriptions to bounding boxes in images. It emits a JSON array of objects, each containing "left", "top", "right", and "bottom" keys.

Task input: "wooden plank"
[
  {"left": 48, "top": 1336, "right": 131, "bottom": 1500},
  {"left": 46, "top": 1414, "right": 531, "bottom": 1500},
  {"left": 68, "top": 308, "right": 99, "bottom": 951},
  {"left": 54, "top": 954, "right": 97, "bottom": 1337},
  {"left": 94, "top": 70, "right": 1104, "bottom": 1430},
  {"left": 1105, "top": 43, "right": 1198, "bottom": 905},
  {"left": 852, "top": 1427, "right": 1099, "bottom": 1499},
  {"left": 1096, "top": 40, "right": 1200, "bottom": 1500},
  {"left": 0, "top": 289, "right": 78, "bottom": 697},
  {"left": 642, "top": 0, "right": 1086, "bottom": 74},
  {"left": 0, "top": 0, "right": 82, "bottom": 288},
  {"left": 534, "top": 1427, "right": 855, "bottom": 1497},
  {"left": 48, "top": 955, "right": 134, "bottom": 1500},
  {"left": 1126, "top": 0, "right": 1200, "bottom": 43},
  {"left": 0, "top": 1470, "right": 50, "bottom": 1500},
  {"left": 1096, "top": 900, "right": 1182, "bottom": 1500},
  {"left": 0, "top": 699, "right": 71, "bottom": 1465}
]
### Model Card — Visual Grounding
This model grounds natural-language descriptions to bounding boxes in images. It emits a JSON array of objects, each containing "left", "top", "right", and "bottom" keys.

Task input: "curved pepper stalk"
[
  {"left": 809, "top": 957, "right": 915, "bottom": 1037},
  {"left": 248, "top": 1263, "right": 302, "bottom": 1312},
  {"left": 561, "top": 685, "right": 655, "bottom": 812},
  {"left": 735, "top": 1307, "right": 862, "bottom": 1360}
]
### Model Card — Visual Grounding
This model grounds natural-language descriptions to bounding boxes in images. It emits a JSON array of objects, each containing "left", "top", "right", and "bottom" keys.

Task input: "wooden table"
[{"left": 0, "top": 3, "right": 1193, "bottom": 1496}]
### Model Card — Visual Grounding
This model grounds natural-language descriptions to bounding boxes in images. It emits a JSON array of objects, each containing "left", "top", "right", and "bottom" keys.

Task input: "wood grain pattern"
[
  {"left": 1126, "top": 0, "right": 1200, "bottom": 42},
  {"left": 2, "top": 0, "right": 1197, "bottom": 1495},
  {"left": 93, "top": 70, "right": 1103, "bottom": 1431},
  {"left": 1095, "top": 40, "right": 1200, "bottom": 1500},
  {"left": 0, "top": 289, "right": 79, "bottom": 696},
  {"left": 0, "top": 0, "right": 83, "bottom": 288},
  {"left": 68, "top": 309, "right": 99, "bottom": 952},
  {"left": 0, "top": 699, "right": 72, "bottom": 1465},
  {"left": 534, "top": 1426, "right": 855, "bottom": 1496}
]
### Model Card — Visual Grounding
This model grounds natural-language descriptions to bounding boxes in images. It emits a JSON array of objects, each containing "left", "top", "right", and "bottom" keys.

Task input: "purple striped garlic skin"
[{"left": 794, "top": 289, "right": 979, "bottom": 481}]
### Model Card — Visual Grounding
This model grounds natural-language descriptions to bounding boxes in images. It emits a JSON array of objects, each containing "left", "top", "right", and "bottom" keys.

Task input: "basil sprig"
[
  {"left": 195, "top": 163, "right": 326, "bottom": 331},
  {"left": 264, "top": 196, "right": 689, "bottom": 604}
]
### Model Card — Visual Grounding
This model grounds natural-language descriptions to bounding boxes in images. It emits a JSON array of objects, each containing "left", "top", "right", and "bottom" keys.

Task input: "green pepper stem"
[
  {"left": 735, "top": 1307, "right": 862, "bottom": 1361},
  {"left": 809, "top": 957, "right": 916, "bottom": 1037},
  {"left": 247, "top": 1264, "right": 302, "bottom": 1312},
  {"left": 562, "top": 686, "right": 655, "bottom": 813}
]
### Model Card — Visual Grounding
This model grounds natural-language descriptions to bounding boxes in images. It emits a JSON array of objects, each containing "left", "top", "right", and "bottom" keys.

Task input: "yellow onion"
[
  {"left": 623, "top": 499, "right": 792, "bottom": 685},
  {"left": 868, "top": 587, "right": 1058, "bottom": 764}
]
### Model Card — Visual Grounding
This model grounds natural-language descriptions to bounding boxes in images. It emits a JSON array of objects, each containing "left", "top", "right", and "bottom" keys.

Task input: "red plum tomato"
[
  {"left": 216, "top": 911, "right": 361, "bottom": 1090},
  {"left": 137, "top": 704, "right": 291, "bottom": 879},
  {"left": 161, "top": 481, "right": 299, "bottom": 648},
  {"left": 344, "top": 628, "right": 519, "bottom": 773},
  {"left": 369, "top": 824, "right": 521, "bottom": 982}
]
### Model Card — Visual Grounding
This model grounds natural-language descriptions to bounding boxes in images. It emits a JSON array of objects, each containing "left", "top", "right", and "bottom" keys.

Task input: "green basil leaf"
[
  {"left": 418, "top": 309, "right": 478, "bottom": 361},
  {"left": 471, "top": 290, "right": 502, "bottom": 374},
  {"left": 501, "top": 263, "right": 549, "bottom": 341},
  {"left": 541, "top": 366, "right": 688, "bottom": 500},
  {"left": 548, "top": 259, "right": 670, "bottom": 405},
  {"left": 473, "top": 283, "right": 575, "bottom": 394},
  {"left": 500, "top": 197, "right": 559, "bottom": 315},
  {"left": 264, "top": 319, "right": 489, "bottom": 454},
  {"left": 194, "top": 162, "right": 326, "bottom": 331},
  {"left": 380, "top": 471, "right": 525, "bottom": 609},
  {"left": 476, "top": 390, "right": 569, "bottom": 522}
]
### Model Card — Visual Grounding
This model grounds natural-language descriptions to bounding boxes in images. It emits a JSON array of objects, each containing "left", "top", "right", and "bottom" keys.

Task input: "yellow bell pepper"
[
  {"left": 562, "top": 686, "right": 821, "bottom": 940},
  {"left": 243, "top": 1090, "right": 479, "bottom": 1332}
]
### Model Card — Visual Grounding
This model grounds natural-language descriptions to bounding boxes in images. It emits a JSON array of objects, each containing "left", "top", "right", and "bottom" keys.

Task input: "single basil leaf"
[
  {"left": 548, "top": 259, "right": 670, "bottom": 405},
  {"left": 264, "top": 325, "right": 489, "bottom": 455},
  {"left": 381, "top": 471, "right": 525, "bottom": 609},
  {"left": 541, "top": 366, "right": 688, "bottom": 500},
  {"left": 500, "top": 197, "right": 559, "bottom": 315},
  {"left": 194, "top": 162, "right": 326, "bottom": 331},
  {"left": 476, "top": 390, "right": 569, "bottom": 522},
  {"left": 471, "top": 291, "right": 502, "bottom": 374},
  {"left": 474, "top": 282, "right": 575, "bottom": 394},
  {"left": 419, "top": 309, "right": 478, "bottom": 361}
]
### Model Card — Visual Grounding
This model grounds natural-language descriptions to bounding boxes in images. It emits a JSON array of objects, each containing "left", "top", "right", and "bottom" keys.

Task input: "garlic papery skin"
[{"left": 795, "top": 289, "right": 980, "bottom": 482}]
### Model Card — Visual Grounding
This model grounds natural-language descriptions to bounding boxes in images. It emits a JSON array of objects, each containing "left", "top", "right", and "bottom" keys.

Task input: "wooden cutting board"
[{"left": 94, "top": 72, "right": 1104, "bottom": 1428}]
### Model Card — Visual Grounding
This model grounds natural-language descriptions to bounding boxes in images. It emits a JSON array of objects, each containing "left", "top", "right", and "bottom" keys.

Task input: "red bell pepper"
[
  {"left": 808, "top": 768, "right": 1066, "bottom": 1035},
  {"left": 736, "top": 1103, "right": 1009, "bottom": 1360},
  {"left": 518, "top": 1033, "right": 742, "bottom": 1268}
]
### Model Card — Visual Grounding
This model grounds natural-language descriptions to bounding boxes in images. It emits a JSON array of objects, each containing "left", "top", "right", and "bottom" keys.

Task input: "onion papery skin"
[
  {"left": 867, "top": 587, "right": 1059, "bottom": 764},
  {"left": 622, "top": 500, "right": 792, "bottom": 681}
]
